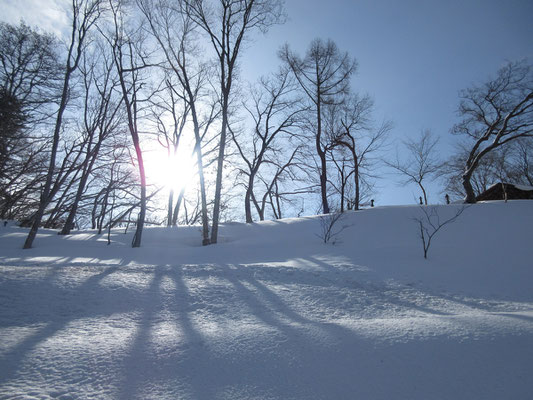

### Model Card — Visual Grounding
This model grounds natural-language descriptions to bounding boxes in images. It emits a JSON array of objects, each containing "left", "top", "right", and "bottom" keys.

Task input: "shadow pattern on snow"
[{"left": 1, "top": 259, "right": 532, "bottom": 399}]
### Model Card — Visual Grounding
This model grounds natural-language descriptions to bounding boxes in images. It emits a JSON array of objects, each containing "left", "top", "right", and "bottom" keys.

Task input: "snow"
[
  {"left": 513, "top": 183, "right": 533, "bottom": 191},
  {"left": 485, "top": 182, "right": 533, "bottom": 192},
  {"left": 1, "top": 202, "right": 532, "bottom": 399}
]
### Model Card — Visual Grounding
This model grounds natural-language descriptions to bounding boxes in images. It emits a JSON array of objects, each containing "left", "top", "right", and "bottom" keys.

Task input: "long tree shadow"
[
  {"left": 117, "top": 265, "right": 206, "bottom": 399},
  {"left": 118, "top": 266, "right": 165, "bottom": 399},
  {"left": 115, "top": 261, "right": 371, "bottom": 399},
  {"left": 497, "top": 312, "right": 533, "bottom": 323},
  {"left": 0, "top": 266, "right": 134, "bottom": 386}
]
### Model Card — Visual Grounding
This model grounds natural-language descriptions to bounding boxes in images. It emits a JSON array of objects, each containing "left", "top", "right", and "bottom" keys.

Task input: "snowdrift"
[{"left": 1, "top": 202, "right": 532, "bottom": 399}]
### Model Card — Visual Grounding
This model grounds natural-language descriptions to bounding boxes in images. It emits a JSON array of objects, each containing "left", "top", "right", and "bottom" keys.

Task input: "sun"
[{"left": 144, "top": 147, "right": 196, "bottom": 193}]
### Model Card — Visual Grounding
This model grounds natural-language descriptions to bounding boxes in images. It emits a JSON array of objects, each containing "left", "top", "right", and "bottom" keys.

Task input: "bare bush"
[
  {"left": 413, "top": 205, "right": 469, "bottom": 259},
  {"left": 316, "top": 212, "right": 349, "bottom": 244}
]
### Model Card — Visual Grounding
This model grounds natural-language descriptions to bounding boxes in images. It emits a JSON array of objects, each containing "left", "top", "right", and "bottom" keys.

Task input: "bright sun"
[{"left": 144, "top": 148, "right": 196, "bottom": 193}]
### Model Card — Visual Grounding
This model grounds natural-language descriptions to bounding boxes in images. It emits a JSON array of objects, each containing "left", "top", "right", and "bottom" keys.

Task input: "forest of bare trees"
[{"left": 0, "top": 0, "right": 531, "bottom": 248}]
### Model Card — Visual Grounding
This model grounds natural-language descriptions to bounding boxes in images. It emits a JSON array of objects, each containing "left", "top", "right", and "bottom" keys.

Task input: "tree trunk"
[
  {"left": 210, "top": 94, "right": 229, "bottom": 244},
  {"left": 339, "top": 166, "right": 345, "bottom": 213},
  {"left": 23, "top": 69, "right": 72, "bottom": 249},
  {"left": 167, "top": 189, "right": 174, "bottom": 227},
  {"left": 171, "top": 187, "right": 185, "bottom": 226},
  {"left": 462, "top": 172, "right": 477, "bottom": 204},
  {"left": 131, "top": 142, "right": 146, "bottom": 248},
  {"left": 191, "top": 115, "right": 210, "bottom": 245},
  {"left": 316, "top": 101, "right": 330, "bottom": 214},
  {"left": 245, "top": 166, "right": 259, "bottom": 224},
  {"left": 418, "top": 182, "right": 428, "bottom": 205},
  {"left": 353, "top": 153, "right": 360, "bottom": 211},
  {"left": 245, "top": 184, "right": 254, "bottom": 223}
]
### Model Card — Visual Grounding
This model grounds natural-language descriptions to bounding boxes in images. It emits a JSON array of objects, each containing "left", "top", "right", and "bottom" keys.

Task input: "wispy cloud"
[{"left": 0, "top": 0, "right": 70, "bottom": 38}]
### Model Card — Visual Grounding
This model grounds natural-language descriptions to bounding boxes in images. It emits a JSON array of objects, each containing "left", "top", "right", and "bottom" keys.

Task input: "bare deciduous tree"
[
  {"left": 59, "top": 44, "right": 123, "bottom": 235},
  {"left": 139, "top": 0, "right": 217, "bottom": 244},
  {"left": 328, "top": 94, "right": 391, "bottom": 210},
  {"left": 280, "top": 38, "right": 356, "bottom": 214},
  {"left": 184, "top": 0, "right": 285, "bottom": 244},
  {"left": 316, "top": 212, "right": 349, "bottom": 245},
  {"left": 413, "top": 205, "right": 469, "bottom": 259},
  {"left": 232, "top": 67, "right": 304, "bottom": 223},
  {"left": 453, "top": 60, "right": 533, "bottom": 203},
  {"left": 0, "top": 22, "right": 61, "bottom": 123},
  {"left": 387, "top": 129, "right": 440, "bottom": 205},
  {"left": 102, "top": 0, "right": 157, "bottom": 247},
  {"left": 23, "top": 0, "right": 103, "bottom": 249}
]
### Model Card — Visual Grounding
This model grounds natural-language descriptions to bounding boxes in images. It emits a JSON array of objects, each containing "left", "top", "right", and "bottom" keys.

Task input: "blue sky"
[
  {"left": 2, "top": 0, "right": 532, "bottom": 206},
  {"left": 242, "top": 0, "right": 533, "bottom": 204}
]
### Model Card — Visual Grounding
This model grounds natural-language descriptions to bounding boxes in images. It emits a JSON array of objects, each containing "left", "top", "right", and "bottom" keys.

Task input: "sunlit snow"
[{"left": 1, "top": 202, "right": 532, "bottom": 399}]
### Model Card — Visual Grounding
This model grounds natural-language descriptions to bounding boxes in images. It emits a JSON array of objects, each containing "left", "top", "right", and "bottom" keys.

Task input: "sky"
[
  {"left": 1, "top": 0, "right": 532, "bottom": 206},
  {"left": 241, "top": 0, "right": 533, "bottom": 205}
]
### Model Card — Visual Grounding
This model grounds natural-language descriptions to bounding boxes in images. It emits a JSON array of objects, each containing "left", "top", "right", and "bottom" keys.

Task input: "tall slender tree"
[
  {"left": 59, "top": 45, "right": 123, "bottom": 234},
  {"left": 23, "top": 0, "right": 103, "bottom": 249},
  {"left": 232, "top": 67, "right": 304, "bottom": 223},
  {"left": 280, "top": 38, "right": 356, "bottom": 214},
  {"left": 139, "top": 0, "right": 217, "bottom": 245},
  {"left": 183, "top": 0, "right": 285, "bottom": 244},
  {"left": 103, "top": 0, "right": 156, "bottom": 247}
]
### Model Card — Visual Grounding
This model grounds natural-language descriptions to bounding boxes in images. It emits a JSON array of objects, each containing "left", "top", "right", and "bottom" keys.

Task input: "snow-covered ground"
[{"left": 1, "top": 202, "right": 532, "bottom": 399}]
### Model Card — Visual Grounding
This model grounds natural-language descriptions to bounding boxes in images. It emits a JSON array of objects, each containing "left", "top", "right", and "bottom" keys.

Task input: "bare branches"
[
  {"left": 23, "top": 0, "right": 104, "bottom": 249},
  {"left": 316, "top": 212, "right": 349, "bottom": 244},
  {"left": 280, "top": 38, "right": 357, "bottom": 214},
  {"left": 182, "top": 0, "right": 286, "bottom": 244},
  {"left": 326, "top": 93, "right": 391, "bottom": 210},
  {"left": 387, "top": 129, "right": 440, "bottom": 205},
  {"left": 452, "top": 60, "right": 533, "bottom": 203},
  {"left": 232, "top": 66, "right": 306, "bottom": 222},
  {"left": 413, "top": 205, "right": 469, "bottom": 259}
]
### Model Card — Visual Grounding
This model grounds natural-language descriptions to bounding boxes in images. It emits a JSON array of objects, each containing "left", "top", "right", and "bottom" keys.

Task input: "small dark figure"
[
  {"left": 445, "top": 194, "right": 450, "bottom": 204},
  {"left": 419, "top": 196, "right": 423, "bottom": 205},
  {"left": 370, "top": 199, "right": 374, "bottom": 208},
  {"left": 3, "top": 221, "right": 7, "bottom": 227}
]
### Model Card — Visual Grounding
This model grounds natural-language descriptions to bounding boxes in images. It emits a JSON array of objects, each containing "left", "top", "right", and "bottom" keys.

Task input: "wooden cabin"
[{"left": 476, "top": 182, "right": 533, "bottom": 201}]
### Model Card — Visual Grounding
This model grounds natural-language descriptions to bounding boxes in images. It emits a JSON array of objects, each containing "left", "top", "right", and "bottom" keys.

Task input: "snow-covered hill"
[{"left": 1, "top": 202, "right": 532, "bottom": 399}]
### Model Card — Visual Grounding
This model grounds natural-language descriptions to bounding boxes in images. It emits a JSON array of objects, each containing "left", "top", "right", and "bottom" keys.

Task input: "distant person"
[
  {"left": 445, "top": 194, "right": 450, "bottom": 204},
  {"left": 3, "top": 221, "right": 7, "bottom": 227},
  {"left": 419, "top": 196, "right": 423, "bottom": 205},
  {"left": 370, "top": 199, "right": 374, "bottom": 208}
]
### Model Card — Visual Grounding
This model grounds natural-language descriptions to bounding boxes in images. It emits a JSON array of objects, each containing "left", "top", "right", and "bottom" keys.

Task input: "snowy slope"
[{"left": 0, "top": 202, "right": 532, "bottom": 399}]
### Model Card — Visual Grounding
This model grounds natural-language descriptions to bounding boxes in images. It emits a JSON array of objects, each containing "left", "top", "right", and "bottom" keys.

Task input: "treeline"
[{"left": 0, "top": 0, "right": 531, "bottom": 248}]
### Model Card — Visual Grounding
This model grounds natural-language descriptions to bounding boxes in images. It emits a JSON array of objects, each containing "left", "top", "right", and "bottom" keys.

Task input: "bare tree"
[
  {"left": 184, "top": 0, "right": 285, "bottom": 244},
  {"left": 102, "top": 0, "right": 157, "bottom": 247},
  {"left": 23, "top": 0, "right": 103, "bottom": 249},
  {"left": 502, "top": 139, "right": 533, "bottom": 186},
  {"left": 387, "top": 129, "right": 440, "bottom": 205},
  {"left": 59, "top": 44, "right": 123, "bottom": 234},
  {"left": 232, "top": 67, "right": 304, "bottom": 223},
  {"left": 316, "top": 212, "right": 349, "bottom": 245},
  {"left": 139, "top": 0, "right": 218, "bottom": 245},
  {"left": 280, "top": 38, "right": 356, "bottom": 214},
  {"left": 0, "top": 21, "right": 61, "bottom": 222},
  {"left": 413, "top": 205, "right": 469, "bottom": 259},
  {"left": 328, "top": 94, "right": 391, "bottom": 210},
  {"left": 0, "top": 22, "right": 61, "bottom": 123},
  {"left": 249, "top": 144, "right": 305, "bottom": 220},
  {"left": 147, "top": 76, "right": 190, "bottom": 226},
  {"left": 453, "top": 60, "right": 533, "bottom": 203}
]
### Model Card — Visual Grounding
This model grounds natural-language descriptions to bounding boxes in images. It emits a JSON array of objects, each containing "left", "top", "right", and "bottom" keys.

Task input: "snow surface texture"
[{"left": 0, "top": 202, "right": 532, "bottom": 399}]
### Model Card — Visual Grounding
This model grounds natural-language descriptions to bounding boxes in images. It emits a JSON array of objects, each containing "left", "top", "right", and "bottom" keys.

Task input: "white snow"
[
  {"left": 1, "top": 202, "right": 532, "bottom": 399},
  {"left": 485, "top": 182, "right": 533, "bottom": 192},
  {"left": 513, "top": 183, "right": 533, "bottom": 191}
]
